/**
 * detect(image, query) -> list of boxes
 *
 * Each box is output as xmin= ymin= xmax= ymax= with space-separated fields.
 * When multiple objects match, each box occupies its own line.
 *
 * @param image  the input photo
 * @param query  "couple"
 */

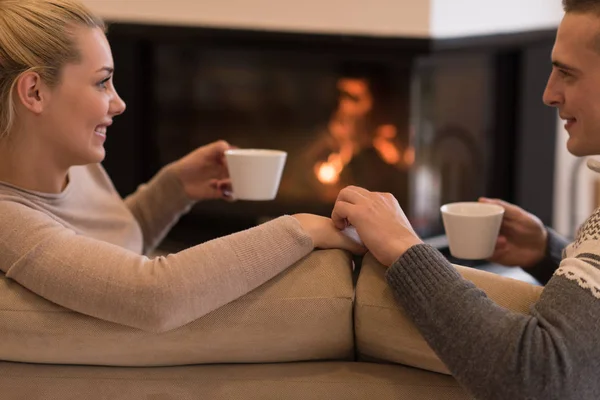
xmin=0 ymin=0 xmax=599 ymax=399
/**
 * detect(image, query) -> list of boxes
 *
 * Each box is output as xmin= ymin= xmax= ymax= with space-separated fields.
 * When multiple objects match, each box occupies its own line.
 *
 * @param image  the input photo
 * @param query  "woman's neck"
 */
xmin=0 ymin=135 xmax=70 ymax=194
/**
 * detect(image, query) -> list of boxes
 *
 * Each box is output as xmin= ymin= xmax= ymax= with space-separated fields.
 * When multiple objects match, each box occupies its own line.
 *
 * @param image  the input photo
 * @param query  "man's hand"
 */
xmin=331 ymin=186 xmax=423 ymax=267
xmin=479 ymin=198 xmax=547 ymax=268
xmin=292 ymin=214 xmax=367 ymax=255
xmin=169 ymin=140 xmax=233 ymax=201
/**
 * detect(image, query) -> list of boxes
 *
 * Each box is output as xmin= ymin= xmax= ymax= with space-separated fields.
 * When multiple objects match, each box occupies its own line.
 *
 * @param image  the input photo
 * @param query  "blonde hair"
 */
xmin=0 ymin=0 xmax=105 ymax=139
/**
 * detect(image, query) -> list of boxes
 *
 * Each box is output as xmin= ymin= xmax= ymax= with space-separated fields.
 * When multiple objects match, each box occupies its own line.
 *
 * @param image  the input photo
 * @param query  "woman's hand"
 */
xmin=331 ymin=186 xmax=423 ymax=267
xmin=169 ymin=140 xmax=233 ymax=201
xmin=292 ymin=213 xmax=367 ymax=256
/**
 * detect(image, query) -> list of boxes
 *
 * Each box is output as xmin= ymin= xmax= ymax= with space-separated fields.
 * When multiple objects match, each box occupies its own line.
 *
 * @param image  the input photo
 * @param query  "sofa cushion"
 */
xmin=354 ymin=253 xmax=543 ymax=374
xmin=0 ymin=249 xmax=354 ymax=366
xmin=0 ymin=361 xmax=470 ymax=400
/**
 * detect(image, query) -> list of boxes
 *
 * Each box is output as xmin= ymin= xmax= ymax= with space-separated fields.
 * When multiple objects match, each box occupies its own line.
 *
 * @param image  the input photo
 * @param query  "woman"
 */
xmin=0 ymin=0 xmax=364 ymax=332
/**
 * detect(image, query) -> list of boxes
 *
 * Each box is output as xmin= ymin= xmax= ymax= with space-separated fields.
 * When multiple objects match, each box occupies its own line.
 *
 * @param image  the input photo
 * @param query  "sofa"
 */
xmin=0 ymin=249 xmax=542 ymax=399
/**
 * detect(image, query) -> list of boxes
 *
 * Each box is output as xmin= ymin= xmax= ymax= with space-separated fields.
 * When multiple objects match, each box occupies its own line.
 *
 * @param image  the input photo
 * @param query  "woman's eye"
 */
xmin=97 ymin=76 xmax=111 ymax=89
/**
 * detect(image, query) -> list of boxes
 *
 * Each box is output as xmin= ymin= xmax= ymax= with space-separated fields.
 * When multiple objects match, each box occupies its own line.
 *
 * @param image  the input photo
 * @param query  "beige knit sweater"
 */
xmin=0 ymin=164 xmax=314 ymax=332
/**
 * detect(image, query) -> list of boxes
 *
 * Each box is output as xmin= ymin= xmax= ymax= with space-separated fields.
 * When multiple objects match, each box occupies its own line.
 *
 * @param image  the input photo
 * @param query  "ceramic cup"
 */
xmin=224 ymin=149 xmax=287 ymax=201
xmin=440 ymin=202 xmax=505 ymax=260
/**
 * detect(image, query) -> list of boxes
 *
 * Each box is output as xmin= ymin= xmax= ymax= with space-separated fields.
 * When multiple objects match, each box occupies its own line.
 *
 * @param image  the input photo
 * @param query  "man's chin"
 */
xmin=566 ymin=138 xmax=600 ymax=157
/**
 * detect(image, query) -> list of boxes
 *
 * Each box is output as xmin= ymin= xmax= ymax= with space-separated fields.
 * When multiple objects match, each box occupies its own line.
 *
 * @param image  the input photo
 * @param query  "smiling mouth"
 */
xmin=561 ymin=117 xmax=577 ymax=130
xmin=94 ymin=127 xmax=107 ymax=137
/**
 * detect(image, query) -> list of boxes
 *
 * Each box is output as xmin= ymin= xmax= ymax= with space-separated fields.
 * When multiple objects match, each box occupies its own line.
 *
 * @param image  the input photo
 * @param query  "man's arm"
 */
xmin=386 ymin=244 xmax=600 ymax=400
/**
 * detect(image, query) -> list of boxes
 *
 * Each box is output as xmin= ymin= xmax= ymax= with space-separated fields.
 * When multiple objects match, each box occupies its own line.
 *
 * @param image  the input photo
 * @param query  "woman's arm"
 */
xmin=122 ymin=140 xmax=233 ymax=255
xmin=123 ymin=165 xmax=194 ymax=254
xmin=1 ymin=201 xmax=312 ymax=333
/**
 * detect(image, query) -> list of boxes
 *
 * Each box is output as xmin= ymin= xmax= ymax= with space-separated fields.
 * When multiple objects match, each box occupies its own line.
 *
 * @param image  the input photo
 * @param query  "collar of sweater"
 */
xmin=587 ymin=158 xmax=600 ymax=173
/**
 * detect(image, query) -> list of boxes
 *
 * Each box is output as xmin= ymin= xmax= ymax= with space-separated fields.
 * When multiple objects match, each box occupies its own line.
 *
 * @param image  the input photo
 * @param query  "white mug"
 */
xmin=224 ymin=149 xmax=287 ymax=201
xmin=440 ymin=202 xmax=504 ymax=260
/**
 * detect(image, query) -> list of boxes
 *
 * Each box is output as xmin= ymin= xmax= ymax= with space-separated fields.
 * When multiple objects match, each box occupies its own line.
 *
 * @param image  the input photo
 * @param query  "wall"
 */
xmin=82 ymin=0 xmax=431 ymax=37
xmin=83 ymin=0 xmax=564 ymax=38
xmin=552 ymin=115 xmax=600 ymax=239
xmin=430 ymin=0 xmax=564 ymax=38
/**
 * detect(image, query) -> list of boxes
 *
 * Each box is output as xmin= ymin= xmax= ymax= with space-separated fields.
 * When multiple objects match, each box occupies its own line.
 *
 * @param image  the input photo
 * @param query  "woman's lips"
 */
xmin=94 ymin=126 xmax=107 ymax=140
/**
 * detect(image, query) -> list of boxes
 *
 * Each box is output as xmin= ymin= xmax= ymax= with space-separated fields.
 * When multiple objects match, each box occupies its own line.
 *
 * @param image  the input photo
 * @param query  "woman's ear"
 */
xmin=15 ymin=71 xmax=48 ymax=114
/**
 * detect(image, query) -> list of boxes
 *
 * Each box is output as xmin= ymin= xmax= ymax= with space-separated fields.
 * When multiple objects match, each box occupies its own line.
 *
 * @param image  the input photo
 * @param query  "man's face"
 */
xmin=543 ymin=12 xmax=600 ymax=156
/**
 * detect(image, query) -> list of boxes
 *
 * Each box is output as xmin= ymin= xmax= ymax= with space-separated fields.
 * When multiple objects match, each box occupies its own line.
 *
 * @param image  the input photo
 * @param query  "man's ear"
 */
xmin=15 ymin=71 xmax=48 ymax=114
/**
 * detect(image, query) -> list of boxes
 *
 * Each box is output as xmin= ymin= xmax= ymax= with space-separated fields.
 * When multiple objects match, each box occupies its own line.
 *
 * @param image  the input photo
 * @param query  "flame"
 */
xmin=315 ymin=153 xmax=346 ymax=185
xmin=374 ymin=139 xmax=401 ymax=164
xmin=313 ymin=79 xmax=411 ymax=184
xmin=374 ymin=125 xmax=402 ymax=165
xmin=315 ymin=162 xmax=340 ymax=184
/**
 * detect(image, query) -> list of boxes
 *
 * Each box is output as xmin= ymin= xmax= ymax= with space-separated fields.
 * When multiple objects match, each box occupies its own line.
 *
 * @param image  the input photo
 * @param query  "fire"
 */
xmin=312 ymin=77 xmax=414 ymax=185
xmin=374 ymin=125 xmax=401 ymax=164
xmin=315 ymin=153 xmax=345 ymax=185
xmin=315 ymin=162 xmax=340 ymax=184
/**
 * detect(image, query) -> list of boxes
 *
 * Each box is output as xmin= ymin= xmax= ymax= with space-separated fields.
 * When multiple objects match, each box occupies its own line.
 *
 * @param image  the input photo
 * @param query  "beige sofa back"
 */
xmin=0 ymin=250 xmax=355 ymax=367
xmin=354 ymin=253 xmax=543 ymax=374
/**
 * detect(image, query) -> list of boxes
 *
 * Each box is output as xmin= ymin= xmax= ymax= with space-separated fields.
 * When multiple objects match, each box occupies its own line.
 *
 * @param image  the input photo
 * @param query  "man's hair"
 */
xmin=563 ymin=0 xmax=600 ymax=13
xmin=563 ymin=0 xmax=600 ymax=54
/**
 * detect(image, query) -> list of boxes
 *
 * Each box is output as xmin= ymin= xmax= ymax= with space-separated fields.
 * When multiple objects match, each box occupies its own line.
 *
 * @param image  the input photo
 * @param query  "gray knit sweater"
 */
xmin=386 ymin=221 xmax=600 ymax=399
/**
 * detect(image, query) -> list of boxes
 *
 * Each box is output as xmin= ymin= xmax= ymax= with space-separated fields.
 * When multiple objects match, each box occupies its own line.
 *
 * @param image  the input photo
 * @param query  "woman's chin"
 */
xmin=84 ymin=147 xmax=106 ymax=164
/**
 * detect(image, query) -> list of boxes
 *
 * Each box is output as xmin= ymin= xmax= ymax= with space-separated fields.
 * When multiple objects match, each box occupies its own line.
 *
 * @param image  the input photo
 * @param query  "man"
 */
xmin=332 ymin=1 xmax=600 ymax=399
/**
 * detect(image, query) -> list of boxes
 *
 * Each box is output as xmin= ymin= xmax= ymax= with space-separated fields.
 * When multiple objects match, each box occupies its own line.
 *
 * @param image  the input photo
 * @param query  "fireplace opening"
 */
xmin=145 ymin=42 xmax=413 ymax=243
xmin=104 ymin=24 xmax=556 ymax=251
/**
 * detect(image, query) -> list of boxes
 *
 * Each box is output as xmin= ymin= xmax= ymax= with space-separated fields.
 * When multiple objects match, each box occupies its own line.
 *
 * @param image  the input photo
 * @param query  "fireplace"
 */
xmin=103 ymin=24 xmax=558 ymax=251
xmin=151 ymin=44 xmax=412 ymax=212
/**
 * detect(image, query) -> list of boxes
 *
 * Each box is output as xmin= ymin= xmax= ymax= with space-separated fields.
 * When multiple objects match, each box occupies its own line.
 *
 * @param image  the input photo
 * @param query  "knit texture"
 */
xmin=525 ymin=227 xmax=569 ymax=285
xmin=0 ymin=164 xmax=314 ymax=332
xmin=386 ymin=235 xmax=600 ymax=399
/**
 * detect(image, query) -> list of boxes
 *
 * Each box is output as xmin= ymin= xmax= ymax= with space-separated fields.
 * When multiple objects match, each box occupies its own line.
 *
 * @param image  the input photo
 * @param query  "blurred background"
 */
xmin=83 ymin=1 xmax=591 ymax=268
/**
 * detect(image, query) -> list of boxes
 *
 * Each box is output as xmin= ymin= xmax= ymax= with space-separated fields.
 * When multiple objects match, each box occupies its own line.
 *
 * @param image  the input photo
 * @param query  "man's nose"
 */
xmin=543 ymin=72 xmax=563 ymax=107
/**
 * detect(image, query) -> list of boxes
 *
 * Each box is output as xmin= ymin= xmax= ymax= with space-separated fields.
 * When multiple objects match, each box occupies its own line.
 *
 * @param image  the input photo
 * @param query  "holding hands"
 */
xmin=292 ymin=213 xmax=367 ymax=256
xmin=325 ymin=187 xmax=548 ymax=269
xmin=170 ymin=140 xmax=368 ymax=255
xmin=172 ymin=141 xmax=547 ymax=268
xmin=331 ymin=186 xmax=423 ymax=266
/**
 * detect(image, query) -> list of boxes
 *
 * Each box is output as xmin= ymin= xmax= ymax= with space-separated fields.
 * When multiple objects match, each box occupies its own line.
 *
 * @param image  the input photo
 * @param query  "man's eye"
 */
xmin=558 ymin=69 xmax=571 ymax=78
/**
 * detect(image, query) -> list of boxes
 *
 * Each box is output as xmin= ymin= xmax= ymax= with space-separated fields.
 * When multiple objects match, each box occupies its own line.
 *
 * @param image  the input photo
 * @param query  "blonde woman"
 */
xmin=0 ymin=0 xmax=364 ymax=332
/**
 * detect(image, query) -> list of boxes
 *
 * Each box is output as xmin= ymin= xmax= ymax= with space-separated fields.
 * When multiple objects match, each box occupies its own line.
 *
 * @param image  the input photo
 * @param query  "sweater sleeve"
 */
xmin=124 ymin=166 xmax=195 ymax=255
xmin=385 ymin=244 xmax=600 ymax=400
xmin=523 ymin=227 xmax=569 ymax=285
xmin=0 ymin=202 xmax=313 ymax=333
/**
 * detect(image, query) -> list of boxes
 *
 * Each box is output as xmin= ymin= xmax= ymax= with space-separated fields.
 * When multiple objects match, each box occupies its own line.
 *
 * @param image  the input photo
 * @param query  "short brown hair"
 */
xmin=563 ymin=0 xmax=600 ymax=13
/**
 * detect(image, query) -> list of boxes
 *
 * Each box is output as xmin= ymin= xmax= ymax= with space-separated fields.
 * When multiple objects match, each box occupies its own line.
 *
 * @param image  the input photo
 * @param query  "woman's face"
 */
xmin=38 ymin=26 xmax=126 ymax=167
